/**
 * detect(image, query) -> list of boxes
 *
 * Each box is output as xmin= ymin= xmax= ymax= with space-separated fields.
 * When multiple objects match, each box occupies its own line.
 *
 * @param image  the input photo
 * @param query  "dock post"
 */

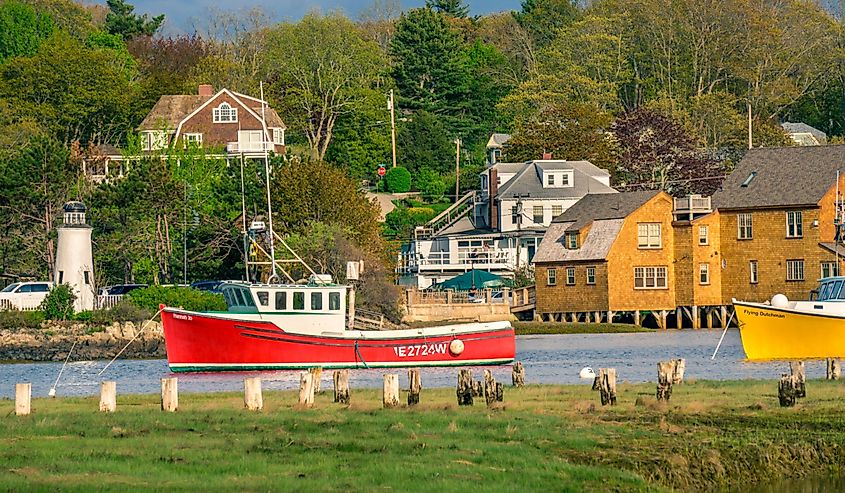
xmin=333 ymin=370 xmax=350 ymax=404
xmin=309 ymin=367 xmax=323 ymax=394
xmin=720 ymin=306 xmax=727 ymax=327
xmin=483 ymin=370 xmax=501 ymax=407
xmin=15 ymin=383 xmax=31 ymax=416
xmin=692 ymin=306 xmax=699 ymax=329
xmin=790 ymin=361 xmax=806 ymax=398
xmin=607 ymin=311 xmax=613 ymax=323
xmin=656 ymin=361 xmax=674 ymax=402
xmin=407 ymin=369 xmax=421 ymax=406
xmin=299 ymin=372 xmax=315 ymax=407
xmin=161 ymin=377 xmax=178 ymax=412
xmin=595 ymin=368 xmax=617 ymax=406
xmin=511 ymin=361 xmax=525 ymax=387
xmin=634 ymin=310 xmax=641 ymax=326
xmin=827 ymin=359 xmax=841 ymax=380
xmin=383 ymin=374 xmax=400 ymax=408
xmin=244 ymin=377 xmax=263 ymax=411
xmin=99 ymin=381 xmax=117 ymax=413
xmin=778 ymin=373 xmax=799 ymax=407
xmin=457 ymin=369 xmax=473 ymax=406
xmin=672 ymin=359 xmax=686 ymax=384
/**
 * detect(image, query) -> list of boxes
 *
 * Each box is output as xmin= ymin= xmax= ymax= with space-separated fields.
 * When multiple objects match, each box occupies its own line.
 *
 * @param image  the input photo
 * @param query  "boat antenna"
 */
xmin=240 ymin=152 xmax=249 ymax=282
xmin=260 ymin=81 xmax=278 ymax=283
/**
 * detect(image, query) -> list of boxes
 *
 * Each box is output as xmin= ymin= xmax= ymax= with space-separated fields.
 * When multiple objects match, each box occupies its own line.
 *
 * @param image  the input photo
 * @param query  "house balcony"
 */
xmin=397 ymin=250 xmax=514 ymax=275
xmin=226 ymin=141 xmax=276 ymax=154
xmin=673 ymin=195 xmax=712 ymax=221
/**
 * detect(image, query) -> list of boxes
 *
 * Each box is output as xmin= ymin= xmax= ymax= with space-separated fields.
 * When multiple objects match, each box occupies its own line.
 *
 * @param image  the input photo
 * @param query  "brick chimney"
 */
xmin=542 ymin=151 xmax=552 ymax=160
xmin=198 ymin=84 xmax=214 ymax=97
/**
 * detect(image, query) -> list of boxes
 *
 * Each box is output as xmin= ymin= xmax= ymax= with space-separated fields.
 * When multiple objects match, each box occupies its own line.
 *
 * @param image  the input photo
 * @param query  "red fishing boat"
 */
xmin=161 ymin=280 xmax=515 ymax=372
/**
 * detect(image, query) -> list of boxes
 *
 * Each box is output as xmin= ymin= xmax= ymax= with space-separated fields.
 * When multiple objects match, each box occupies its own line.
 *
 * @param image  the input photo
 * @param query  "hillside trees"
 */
xmin=0 ymin=1 xmax=54 ymax=63
xmin=104 ymin=0 xmax=164 ymax=40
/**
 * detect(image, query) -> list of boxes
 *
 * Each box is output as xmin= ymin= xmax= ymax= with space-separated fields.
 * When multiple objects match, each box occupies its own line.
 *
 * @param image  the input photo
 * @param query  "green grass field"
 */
xmin=2 ymin=380 xmax=844 ymax=492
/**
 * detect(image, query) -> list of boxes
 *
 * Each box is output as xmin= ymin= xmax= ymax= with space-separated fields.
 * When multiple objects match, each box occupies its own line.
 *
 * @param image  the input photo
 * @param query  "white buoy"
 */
xmin=579 ymin=367 xmax=596 ymax=379
xmin=449 ymin=339 xmax=465 ymax=356
xmin=771 ymin=294 xmax=789 ymax=308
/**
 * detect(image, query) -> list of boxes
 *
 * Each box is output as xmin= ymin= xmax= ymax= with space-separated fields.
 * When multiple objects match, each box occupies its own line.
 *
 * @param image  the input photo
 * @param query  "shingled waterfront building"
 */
xmin=533 ymin=145 xmax=845 ymax=328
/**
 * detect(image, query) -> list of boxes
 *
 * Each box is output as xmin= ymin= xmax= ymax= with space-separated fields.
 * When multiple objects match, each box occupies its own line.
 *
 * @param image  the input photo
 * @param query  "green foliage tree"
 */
xmin=385 ymin=206 xmax=436 ymax=239
xmin=0 ymin=1 xmax=54 ymax=64
xmin=397 ymin=110 xmax=454 ymax=175
xmin=20 ymin=0 xmax=98 ymax=40
xmin=514 ymin=0 xmax=579 ymax=48
xmin=127 ymin=285 xmax=226 ymax=312
xmin=385 ymin=166 xmax=411 ymax=193
xmin=39 ymin=283 xmax=76 ymax=320
xmin=263 ymin=12 xmax=384 ymax=161
xmin=425 ymin=0 xmax=469 ymax=18
xmin=415 ymin=168 xmax=448 ymax=201
xmin=105 ymin=0 xmax=164 ymax=40
xmin=323 ymin=87 xmax=392 ymax=180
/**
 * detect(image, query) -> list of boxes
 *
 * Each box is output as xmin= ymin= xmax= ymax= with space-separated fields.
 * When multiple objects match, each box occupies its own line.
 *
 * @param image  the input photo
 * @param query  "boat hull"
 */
xmin=734 ymin=300 xmax=845 ymax=361
xmin=161 ymin=309 xmax=516 ymax=372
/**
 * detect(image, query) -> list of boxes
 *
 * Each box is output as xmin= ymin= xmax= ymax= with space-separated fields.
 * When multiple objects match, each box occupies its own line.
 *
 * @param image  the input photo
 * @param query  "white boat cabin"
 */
xmin=220 ymin=282 xmax=348 ymax=324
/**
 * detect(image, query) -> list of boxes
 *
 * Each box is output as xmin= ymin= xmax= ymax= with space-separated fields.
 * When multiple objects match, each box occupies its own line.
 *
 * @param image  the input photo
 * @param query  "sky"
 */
xmin=107 ymin=1 xmax=523 ymax=35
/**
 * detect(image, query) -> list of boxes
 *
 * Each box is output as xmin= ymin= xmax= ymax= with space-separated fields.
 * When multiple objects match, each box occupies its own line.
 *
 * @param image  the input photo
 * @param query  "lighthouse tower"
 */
xmin=54 ymin=201 xmax=95 ymax=311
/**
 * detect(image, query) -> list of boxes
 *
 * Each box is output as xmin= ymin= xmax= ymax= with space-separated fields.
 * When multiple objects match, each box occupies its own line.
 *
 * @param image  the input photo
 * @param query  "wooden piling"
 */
xmin=656 ymin=361 xmax=674 ymax=402
xmin=299 ymin=372 xmax=315 ymax=407
xmin=778 ymin=373 xmax=800 ymax=407
xmin=827 ymin=359 xmax=841 ymax=380
xmin=483 ymin=370 xmax=497 ymax=407
xmin=790 ymin=361 xmax=806 ymax=398
xmin=596 ymin=368 xmax=617 ymax=406
xmin=15 ymin=383 xmax=31 ymax=416
xmin=99 ymin=381 xmax=116 ymax=413
xmin=457 ymin=369 xmax=474 ymax=406
xmin=672 ymin=359 xmax=686 ymax=385
xmin=407 ymin=369 xmax=421 ymax=406
xmin=383 ymin=374 xmax=400 ymax=408
xmin=511 ymin=361 xmax=525 ymax=387
xmin=634 ymin=310 xmax=641 ymax=326
xmin=333 ymin=370 xmax=350 ymax=404
xmin=244 ymin=377 xmax=263 ymax=411
xmin=161 ymin=377 xmax=178 ymax=412
xmin=309 ymin=367 xmax=323 ymax=394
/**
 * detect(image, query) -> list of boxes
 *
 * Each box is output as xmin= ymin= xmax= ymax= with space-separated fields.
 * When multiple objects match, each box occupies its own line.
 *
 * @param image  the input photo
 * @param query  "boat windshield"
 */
xmin=818 ymin=279 xmax=845 ymax=301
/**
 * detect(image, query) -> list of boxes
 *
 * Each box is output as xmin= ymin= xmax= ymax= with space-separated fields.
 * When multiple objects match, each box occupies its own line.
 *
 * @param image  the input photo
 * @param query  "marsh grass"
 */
xmin=1 ymin=380 xmax=844 ymax=492
xmin=513 ymin=322 xmax=650 ymax=335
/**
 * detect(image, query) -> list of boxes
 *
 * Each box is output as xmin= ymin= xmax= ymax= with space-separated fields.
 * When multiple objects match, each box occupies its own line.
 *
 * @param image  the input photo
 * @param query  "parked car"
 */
xmin=0 ymin=281 xmax=54 ymax=310
xmin=101 ymin=284 xmax=148 ymax=296
xmin=190 ymin=280 xmax=224 ymax=293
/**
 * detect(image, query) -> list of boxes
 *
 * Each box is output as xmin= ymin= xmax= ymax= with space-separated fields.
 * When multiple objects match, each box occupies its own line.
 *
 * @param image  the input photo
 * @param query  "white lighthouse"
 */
xmin=54 ymin=201 xmax=95 ymax=311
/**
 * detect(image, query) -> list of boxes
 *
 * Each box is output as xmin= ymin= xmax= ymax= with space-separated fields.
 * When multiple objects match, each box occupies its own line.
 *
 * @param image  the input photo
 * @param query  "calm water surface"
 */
xmin=0 ymin=329 xmax=826 ymax=399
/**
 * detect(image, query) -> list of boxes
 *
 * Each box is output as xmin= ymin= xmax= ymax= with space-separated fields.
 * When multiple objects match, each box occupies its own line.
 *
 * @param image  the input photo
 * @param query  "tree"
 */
xmin=0 ymin=1 xmax=54 ymax=64
xmin=514 ymin=0 xmax=580 ymax=49
xmin=105 ymin=0 xmax=164 ymax=40
xmin=385 ymin=167 xmax=411 ymax=193
xmin=397 ymin=110 xmax=455 ymax=175
xmin=390 ymin=8 xmax=468 ymax=115
xmin=323 ymin=87 xmax=391 ymax=180
xmin=426 ymin=0 xmax=470 ymax=18
xmin=264 ymin=12 xmax=384 ymax=161
xmin=611 ymin=108 xmax=724 ymax=196
xmin=20 ymin=0 xmax=98 ymax=40
xmin=504 ymin=102 xmax=618 ymax=173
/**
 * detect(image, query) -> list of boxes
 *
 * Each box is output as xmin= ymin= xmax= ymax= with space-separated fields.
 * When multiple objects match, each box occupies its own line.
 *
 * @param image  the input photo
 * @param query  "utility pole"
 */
xmin=388 ymin=90 xmax=397 ymax=168
xmin=454 ymin=138 xmax=461 ymax=200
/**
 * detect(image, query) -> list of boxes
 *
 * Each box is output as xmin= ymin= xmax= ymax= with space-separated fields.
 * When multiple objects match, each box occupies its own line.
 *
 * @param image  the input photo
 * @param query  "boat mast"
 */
xmin=240 ymin=152 xmax=249 ymax=283
xmin=260 ymin=81 xmax=278 ymax=283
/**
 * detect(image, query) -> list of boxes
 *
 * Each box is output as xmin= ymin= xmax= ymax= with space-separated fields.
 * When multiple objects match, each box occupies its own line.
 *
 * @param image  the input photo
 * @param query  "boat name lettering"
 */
xmin=173 ymin=313 xmax=193 ymax=321
xmin=393 ymin=343 xmax=448 ymax=358
xmin=741 ymin=308 xmax=784 ymax=319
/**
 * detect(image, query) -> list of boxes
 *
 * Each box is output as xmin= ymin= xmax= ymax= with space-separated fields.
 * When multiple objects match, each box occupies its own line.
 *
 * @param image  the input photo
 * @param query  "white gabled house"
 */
xmin=397 ymin=158 xmax=617 ymax=289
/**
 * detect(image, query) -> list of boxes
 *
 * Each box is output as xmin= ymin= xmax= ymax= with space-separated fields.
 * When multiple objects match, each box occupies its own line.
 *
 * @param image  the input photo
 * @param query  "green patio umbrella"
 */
xmin=432 ymin=270 xmax=506 ymax=290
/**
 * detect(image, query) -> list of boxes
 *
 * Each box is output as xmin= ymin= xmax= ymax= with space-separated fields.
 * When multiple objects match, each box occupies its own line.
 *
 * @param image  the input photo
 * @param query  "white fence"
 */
xmin=96 ymin=295 xmax=124 ymax=310
xmin=0 ymin=295 xmax=125 ymax=312
xmin=0 ymin=299 xmax=40 ymax=311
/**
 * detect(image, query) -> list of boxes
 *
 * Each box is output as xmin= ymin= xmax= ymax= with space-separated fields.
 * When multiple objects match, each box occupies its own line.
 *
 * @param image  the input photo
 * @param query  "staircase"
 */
xmin=414 ymin=191 xmax=478 ymax=240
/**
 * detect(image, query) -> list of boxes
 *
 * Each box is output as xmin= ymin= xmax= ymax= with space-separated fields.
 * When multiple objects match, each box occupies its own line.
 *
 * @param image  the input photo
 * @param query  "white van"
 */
xmin=0 ymin=281 xmax=54 ymax=310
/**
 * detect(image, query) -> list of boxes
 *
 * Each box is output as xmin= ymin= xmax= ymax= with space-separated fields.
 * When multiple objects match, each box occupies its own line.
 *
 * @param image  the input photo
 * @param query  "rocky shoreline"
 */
xmin=0 ymin=322 xmax=165 ymax=362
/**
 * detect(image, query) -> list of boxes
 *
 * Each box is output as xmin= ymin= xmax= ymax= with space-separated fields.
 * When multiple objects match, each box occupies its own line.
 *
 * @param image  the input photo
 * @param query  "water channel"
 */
xmin=1 ymin=328 xmax=827 ymax=399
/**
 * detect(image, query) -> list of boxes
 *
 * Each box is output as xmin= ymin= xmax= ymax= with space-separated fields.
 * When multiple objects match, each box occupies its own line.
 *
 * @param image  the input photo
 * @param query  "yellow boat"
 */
xmin=733 ymin=277 xmax=845 ymax=361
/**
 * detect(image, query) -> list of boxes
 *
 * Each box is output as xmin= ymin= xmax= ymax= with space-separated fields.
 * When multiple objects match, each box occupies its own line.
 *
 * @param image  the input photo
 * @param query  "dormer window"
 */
xmin=544 ymin=171 xmax=573 ymax=188
xmin=213 ymin=103 xmax=238 ymax=123
xmin=547 ymin=174 xmax=555 ymax=186
xmin=566 ymin=232 xmax=578 ymax=249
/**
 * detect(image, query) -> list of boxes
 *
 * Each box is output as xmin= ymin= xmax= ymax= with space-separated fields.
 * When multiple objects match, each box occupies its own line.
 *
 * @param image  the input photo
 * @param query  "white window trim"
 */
xmin=213 ymin=103 xmax=238 ymax=123
xmin=566 ymin=232 xmax=578 ymax=250
xmin=547 ymin=268 xmax=556 ymax=286
xmin=532 ymin=206 xmax=544 ymax=224
xmin=273 ymin=127 xmax=284 ymax=145
xmin=786 ymin=259 xmax=804 ymax=281
xmin=750 ymin=260 xmax=758 ymax=284
xmin=821 ymin=261 xmax=839 ymax=279
xmin=634 ymin=266 xmax=668 ymax=290
xmin=565 ymin=267 xmax=575 ymax=285
xmin=738 ymin=213 xmax=753 ymax=240
xmin=698 ymin=225 xmax=709 ymax=245
xmin=699 ymin=263 xmax=710 ymax=285
xmin=183 ymin=133 xmax=203 ymax=148
xmin=637 ymin=223 xmax=662 ymax=249
xmin=586 ymin=266 xmax=596 ymax=285
xmin=786 ymin=211 xmax=803 ymax=238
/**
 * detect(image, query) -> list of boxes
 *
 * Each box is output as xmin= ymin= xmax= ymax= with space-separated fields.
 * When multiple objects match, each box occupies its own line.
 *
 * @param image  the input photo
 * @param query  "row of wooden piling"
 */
xmin=13 ymin=363 xmax=528 ymax=416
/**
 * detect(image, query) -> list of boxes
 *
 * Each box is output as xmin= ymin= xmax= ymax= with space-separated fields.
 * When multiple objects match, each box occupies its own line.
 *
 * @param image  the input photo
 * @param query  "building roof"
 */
xmin=533 ymin=219 xmax=624 ymax=263
xmin=486 ymin=133 xmax=512 ymax=148
xmin=489 ymin=162 xmax=524 ymax=174
xmin=553 ymin=190 xmax=660 ymax=230
xmin=138 ymin=91 xmax=286 ymax=132
xmin=781 ymin=122 xmax=827 ymax=145
xmin=712 ymin=145 xmax=845 ymax=210
xmin=495 ymin=160 xmax=615 ymax=200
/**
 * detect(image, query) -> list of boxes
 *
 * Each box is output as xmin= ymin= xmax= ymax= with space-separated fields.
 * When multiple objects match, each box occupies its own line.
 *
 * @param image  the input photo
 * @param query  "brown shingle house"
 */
xmin=138 ymin=84 xmax=286 ymax=156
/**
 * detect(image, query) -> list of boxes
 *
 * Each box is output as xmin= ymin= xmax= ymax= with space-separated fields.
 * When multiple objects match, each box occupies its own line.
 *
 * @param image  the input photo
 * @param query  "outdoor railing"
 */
xmin=226 ymin=141 xmax=275 ymax=153
xmin=673 ymin=195 xmax=711 ymax=213
xmin=397 ymin=251 xmax=513 ymax=272
xmin=96 ymin=294 xmax=124 ymax=310
xmin=405 ymin=288 xmax=510 ymax=306
xmin=0 ymin=299 xmax=41 ymax=311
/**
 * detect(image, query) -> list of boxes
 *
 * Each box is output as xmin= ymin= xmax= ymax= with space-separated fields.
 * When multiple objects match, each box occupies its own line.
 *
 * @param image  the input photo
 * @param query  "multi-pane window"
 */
xmin=786 ymin=211 xmax=803 ymax=238
xmin=566 ymin=232 xmax=578 ymax=249
xmin=821 ymin=261 xmax=839 ymax=279
xmin=184 ymin=133 xmax=202 ymax=148
xmin=565 ymin=267 xmax=575 ymax=285
xmin=586 ymin=266 xmax=596 ymax=285
xmin=273 ymin=128 xmax=284 ymax=145
xmin=698 ymin=225 xmax=709 ymax=245
xmin=547 ymin=174 xmax=555 ymax=186
xmin=637 ymin=223 xmax=661 ymax=248
xmin=737 ymin=213 xmax=753 ymax=239
xmin=786 ymin=259 xmax=805 ymax=281
xmin=552 ymin=205 xmax=563 ymax=217
xmin=213 ymin=102 xmax=238 ymax=123
xmin=561 ymin=173 xmax=570 ymax=186
xmin=699 ymin=263 xmax=710 ymax=285
xmin=533 ymin=206 xmax=544 ymax=224
xmin=547 ymin=268 xmax=557 ymax=286
xmin=634 ymin=266 xmax=668 ymax=289
xmin=750 ymin=260 xmax=758 ymax=284
xmin=511 ymin=205 xmax=519 ymax=225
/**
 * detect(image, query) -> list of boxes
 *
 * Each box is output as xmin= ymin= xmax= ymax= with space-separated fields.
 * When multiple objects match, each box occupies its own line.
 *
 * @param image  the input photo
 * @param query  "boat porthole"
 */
xmin=449 ymin=339 xmax=465 ymax=356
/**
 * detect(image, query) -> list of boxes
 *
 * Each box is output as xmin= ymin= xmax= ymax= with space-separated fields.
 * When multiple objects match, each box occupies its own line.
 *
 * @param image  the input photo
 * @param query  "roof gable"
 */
xmin=175 ymin=89 xmax=270 ymax=141
xmin=495 ymin=160 xmax=616 ymax=199
xmin=554 ymin=190 xmax=661 ymax=230
xmin=712 ymin=145 xmax=845 ymax=210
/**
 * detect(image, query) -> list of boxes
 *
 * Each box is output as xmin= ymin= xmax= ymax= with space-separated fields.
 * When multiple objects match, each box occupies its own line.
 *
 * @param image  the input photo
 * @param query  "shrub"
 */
xmin=127 ymin=285 xmax=227 ymax=312
xmin=385 ymin=166 xmax=411 ymax=193
xmin=385 ymin=206 xmax=436 ymax=238
xmin=415 ymin=169 xmax=448 ymax=201
xmin=91 ymin=299 xmax=153 ymax=325
xmin=40 ymin=284 xmax=76 ymax=321
xmin=0 ymin=310 xmax=44 ymax=330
